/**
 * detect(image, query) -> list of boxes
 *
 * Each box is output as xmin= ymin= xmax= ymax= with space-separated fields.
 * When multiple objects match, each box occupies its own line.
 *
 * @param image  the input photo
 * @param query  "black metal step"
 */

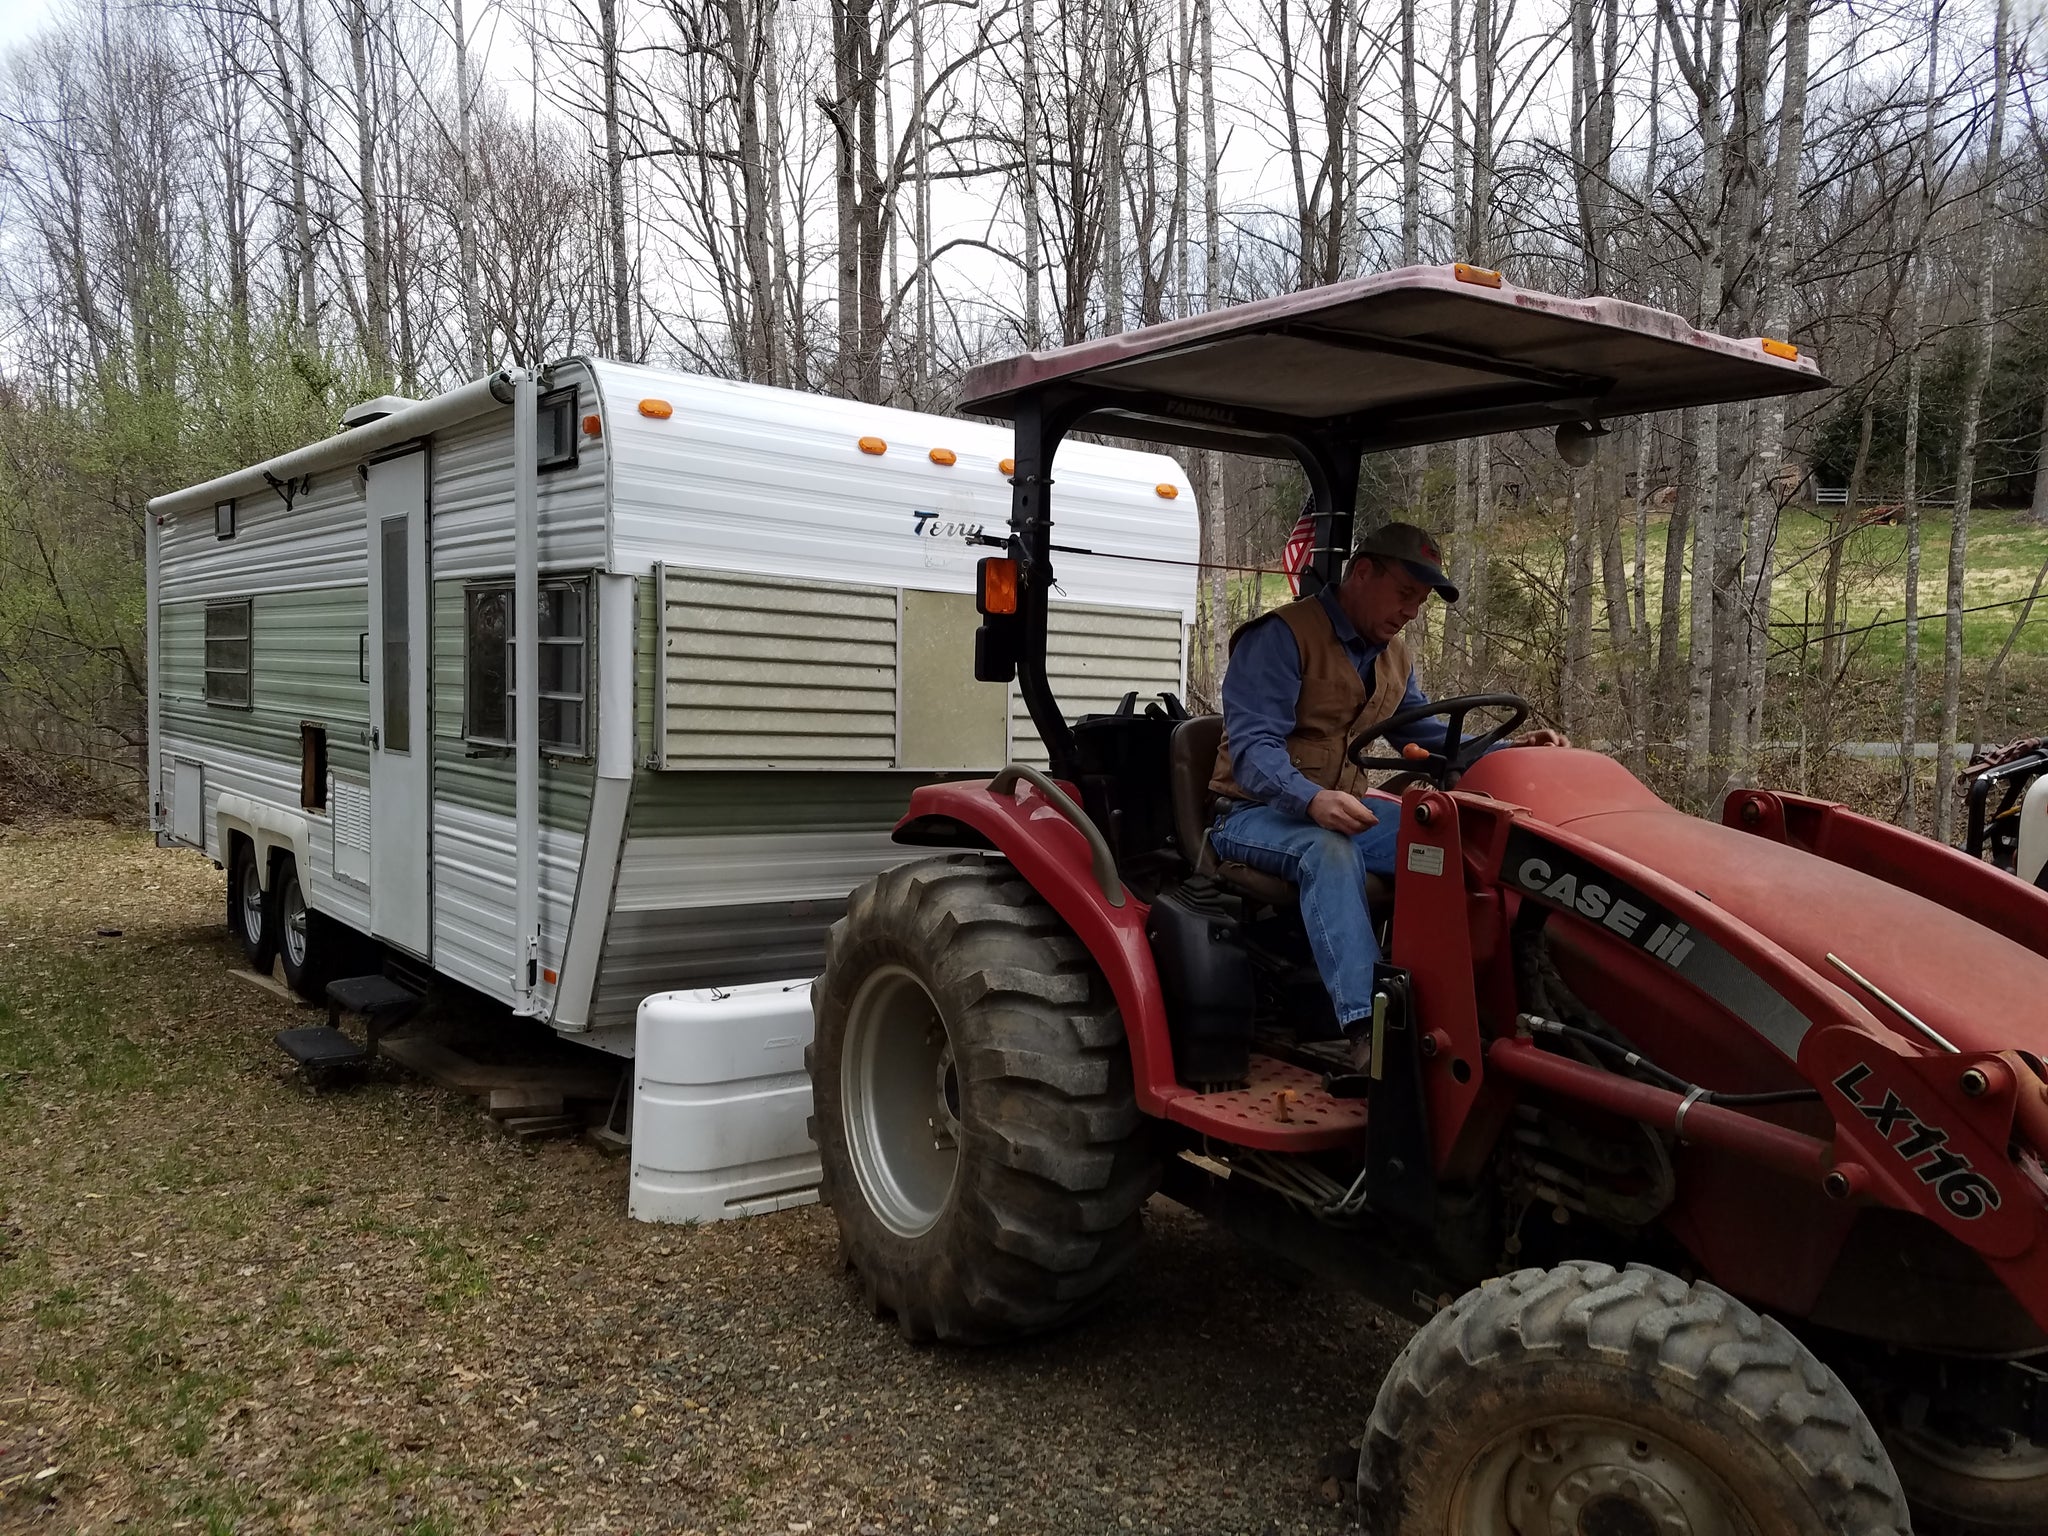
xmin=275 ymin=1024 xmax=370 ymax=1070
xmin=325 ymin=973 xmax=422 ymax=1023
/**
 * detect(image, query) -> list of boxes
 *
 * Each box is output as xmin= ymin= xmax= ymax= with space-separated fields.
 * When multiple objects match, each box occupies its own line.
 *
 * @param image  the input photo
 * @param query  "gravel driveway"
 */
xmin=0 ymin=824 xmax=1411 ymax=1534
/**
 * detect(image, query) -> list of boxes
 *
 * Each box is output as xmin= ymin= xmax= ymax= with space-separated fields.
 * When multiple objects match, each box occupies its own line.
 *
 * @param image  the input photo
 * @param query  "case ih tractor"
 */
xmin=807 ymin=267 xmax=2048 ymax=1535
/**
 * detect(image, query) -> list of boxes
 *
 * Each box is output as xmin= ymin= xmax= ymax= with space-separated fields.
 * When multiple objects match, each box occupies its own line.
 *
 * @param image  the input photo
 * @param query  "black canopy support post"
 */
xmin=1293 ymin=433 xmax=1362 ymax=598
xmin=1008 ymin=389 xmax=1089 ymax=780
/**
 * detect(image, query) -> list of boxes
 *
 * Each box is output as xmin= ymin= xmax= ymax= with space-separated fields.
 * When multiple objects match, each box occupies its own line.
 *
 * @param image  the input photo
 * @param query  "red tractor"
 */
xmin=807 ymin=267 xmax=2048 ymax=1535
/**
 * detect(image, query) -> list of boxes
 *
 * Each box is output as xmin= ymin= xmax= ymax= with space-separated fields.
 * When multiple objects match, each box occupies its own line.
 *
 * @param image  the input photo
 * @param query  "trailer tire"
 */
xmin=227 ymin=837 xmax=275 ymax=973
xmin=1359 ymin=1260 xmax=1912 ymax=1536
xmin=809 ymin=854 xmax=1158 ymax=1344
xmin=272 ymin=855 xmax=340 ymax=1003
xmin=1881 ymin=1420 xmax=2048 ymax=1535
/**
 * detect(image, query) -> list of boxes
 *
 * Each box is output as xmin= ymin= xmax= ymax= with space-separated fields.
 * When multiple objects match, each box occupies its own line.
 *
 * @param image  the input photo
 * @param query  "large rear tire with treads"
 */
xmin=808 ymin=854 xmax=1158 ymax=1343
xmin=1359 ymin=1260 xmax=1912 ymax=1536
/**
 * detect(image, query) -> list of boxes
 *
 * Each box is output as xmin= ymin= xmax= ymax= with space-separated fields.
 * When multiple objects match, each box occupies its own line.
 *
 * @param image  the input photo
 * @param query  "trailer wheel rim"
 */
xmin=1453 ymin=1414 xmax=1760 ymax=1536
xmin=238 ymin=859 xmax=266 ymax=946
xmin=280 ymin=873 xmax=308 ymax=969
xmin=842 ymin=964 xmax=961 ymax=1239
xmin=1893 ymin=1424 xmax=2048 ymax=1485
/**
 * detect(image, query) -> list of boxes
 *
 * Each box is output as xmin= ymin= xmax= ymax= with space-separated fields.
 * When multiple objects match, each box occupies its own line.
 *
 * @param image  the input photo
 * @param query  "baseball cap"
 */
xmin=1352 ymin=521 xmax=1458 ymax=602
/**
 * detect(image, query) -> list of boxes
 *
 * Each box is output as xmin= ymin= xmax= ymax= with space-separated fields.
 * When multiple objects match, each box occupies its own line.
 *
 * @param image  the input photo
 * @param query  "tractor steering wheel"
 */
xmin=1346 ymin=692 xmax=1531 ymax=790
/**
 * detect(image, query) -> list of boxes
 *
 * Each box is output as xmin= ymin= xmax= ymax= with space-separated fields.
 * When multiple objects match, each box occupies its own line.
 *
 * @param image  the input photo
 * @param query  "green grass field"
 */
xmin=1764 ymin=508 xmax=2048 ymax=667
xmin=1224 ymin=507 xmax=2048 ymax=668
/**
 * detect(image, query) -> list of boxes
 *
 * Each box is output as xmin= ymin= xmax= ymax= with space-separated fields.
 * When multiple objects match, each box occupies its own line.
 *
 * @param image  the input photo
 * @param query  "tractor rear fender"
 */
xmin=893 ymin=772 xmax=1185 ymax=1118
xmin=1724 ymin=788 xmax=2048 ymax=962
xmin=1470 ymin=807 xmax=2048 ymax=1324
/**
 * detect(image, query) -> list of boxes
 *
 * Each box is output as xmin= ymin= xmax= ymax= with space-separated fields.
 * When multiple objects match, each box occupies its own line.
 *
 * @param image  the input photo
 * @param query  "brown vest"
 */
xmin=1209 ymin=595 xmax=1413 ymax=804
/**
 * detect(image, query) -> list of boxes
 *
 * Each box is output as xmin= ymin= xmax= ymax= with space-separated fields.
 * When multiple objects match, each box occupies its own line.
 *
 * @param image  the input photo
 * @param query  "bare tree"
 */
xmin=1933 ymin=0 xmax=2011 ymax=841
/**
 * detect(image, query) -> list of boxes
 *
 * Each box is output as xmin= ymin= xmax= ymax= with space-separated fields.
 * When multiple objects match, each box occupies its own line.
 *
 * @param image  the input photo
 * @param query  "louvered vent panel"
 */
xmin=1008 ymin=602 xmax=1187 ymax=768
xmin=659 ymin=566 xmax=899 ymax=769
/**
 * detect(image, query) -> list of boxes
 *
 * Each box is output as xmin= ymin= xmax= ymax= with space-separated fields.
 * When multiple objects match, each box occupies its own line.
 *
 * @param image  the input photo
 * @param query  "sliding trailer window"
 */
xmin=203 ymin=600 xmax=253 ymax=707
xmin=463 ymin=577 xmax=590 ymax=755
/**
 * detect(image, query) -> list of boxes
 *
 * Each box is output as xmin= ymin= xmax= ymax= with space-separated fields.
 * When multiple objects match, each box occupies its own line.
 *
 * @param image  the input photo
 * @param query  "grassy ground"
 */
xmin=1233 ymin=507 xmax=2048 ymax=666
xmin=0 ymin=824 xmax=1403 ymax=1536
xmin=1217 ymin=506 xmax=2048 ymax=747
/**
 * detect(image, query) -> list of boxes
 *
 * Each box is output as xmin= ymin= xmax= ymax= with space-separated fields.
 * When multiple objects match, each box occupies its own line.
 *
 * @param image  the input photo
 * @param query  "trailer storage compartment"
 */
xmin=629 ymin=980 xmax=820 ymax=1223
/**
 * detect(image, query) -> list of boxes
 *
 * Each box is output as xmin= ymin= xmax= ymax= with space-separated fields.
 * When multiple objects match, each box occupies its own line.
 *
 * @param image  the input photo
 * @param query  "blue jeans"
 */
xmin=1209 ymin=797 xmax=1402 ymax=1030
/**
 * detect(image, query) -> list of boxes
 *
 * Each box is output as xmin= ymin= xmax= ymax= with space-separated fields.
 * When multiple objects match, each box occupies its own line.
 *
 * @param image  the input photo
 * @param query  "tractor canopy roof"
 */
xmin=957 ymin=265 xmax=1828 ymax=457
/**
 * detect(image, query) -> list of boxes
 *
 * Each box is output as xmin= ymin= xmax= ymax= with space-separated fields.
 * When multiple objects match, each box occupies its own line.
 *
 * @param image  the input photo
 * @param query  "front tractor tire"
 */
xmin=1361 ymin=1261 xmax=1912 ymax=1536
xmin=809 ymin=855 xmax=1158 ymax=1344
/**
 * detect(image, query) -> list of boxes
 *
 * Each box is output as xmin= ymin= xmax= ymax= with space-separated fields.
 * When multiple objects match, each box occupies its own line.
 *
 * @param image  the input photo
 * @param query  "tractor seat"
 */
xmin=1167 ymin=715 xmax=1393 ymax=912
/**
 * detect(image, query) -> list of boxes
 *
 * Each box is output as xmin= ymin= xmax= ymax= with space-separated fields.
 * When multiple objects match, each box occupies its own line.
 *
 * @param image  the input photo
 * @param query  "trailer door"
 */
xmin=366 ymin=448 xmax=432 ymax=956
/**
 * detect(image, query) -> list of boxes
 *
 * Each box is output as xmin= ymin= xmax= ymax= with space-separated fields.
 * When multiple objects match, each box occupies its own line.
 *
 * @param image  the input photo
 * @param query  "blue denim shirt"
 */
xmin=1219 ymin=587 xmax=1451 ymax=819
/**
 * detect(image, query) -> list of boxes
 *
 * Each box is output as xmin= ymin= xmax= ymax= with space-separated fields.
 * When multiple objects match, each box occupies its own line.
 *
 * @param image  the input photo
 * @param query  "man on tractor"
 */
xmin=1207 ymin=519 xmax=1566 ymax=1056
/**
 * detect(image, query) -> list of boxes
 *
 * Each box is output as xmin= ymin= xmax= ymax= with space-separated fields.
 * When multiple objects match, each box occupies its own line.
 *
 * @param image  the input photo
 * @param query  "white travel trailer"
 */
xmin=146 ymin=362 xmax=1198 ymax=1051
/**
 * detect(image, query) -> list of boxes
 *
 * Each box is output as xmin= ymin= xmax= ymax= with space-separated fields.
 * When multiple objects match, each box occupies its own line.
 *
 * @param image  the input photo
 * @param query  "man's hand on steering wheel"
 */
xmin=1346 ymin=692 xmax=1542 ymax=788
xmin=1513 ymin=727 xmax=1571 ymax=748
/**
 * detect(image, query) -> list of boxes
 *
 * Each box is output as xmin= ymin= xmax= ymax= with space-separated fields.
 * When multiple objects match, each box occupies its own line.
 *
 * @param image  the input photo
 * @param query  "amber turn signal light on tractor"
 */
xmin=974 ymin=556 xmax=1024 ymax=683
xmin=977 ymin=556 xmax=1019 ymax=615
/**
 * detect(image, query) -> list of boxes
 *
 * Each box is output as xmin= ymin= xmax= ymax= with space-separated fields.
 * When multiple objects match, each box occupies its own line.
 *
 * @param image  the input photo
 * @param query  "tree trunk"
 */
xmin=1817 ymin=400 xmax=1872 ymax=689
xmin=1934 ymin=0 xmax=2010 ymax=842
xmin=1173 ymin=0 xmax=1191 ymax=316
xmin=1201 ymin=0 xmax=1225 ymax=696
xmin=2029 ymin=386 xmax=2048 ymax=525
xmin=1733 ymin=0 xmax=1809 ymax=780
xmin=1021 ymin=0 xmax=1042 ymax=346
xmin=1400 ymin=0 xmax=1423 ymax=509
xmin=1562 ymin=469 xmax=1596 ymax=740
xmin=1101 ymin=0 xmax=1126 ymax=333
xmin=1659 ymin=0 xmax=1726 ymax=802
xmin=1898 ymin=13 xmax=1940 ymax=823
xmin=910 ymin=0 xmax=931 ymax=394
xmin=345 ymin=0 xmax=390 ymax=386
xmin=831 ymin=0 xmax=862 ymax=392
xmin=261 ymin=0 xmax=320 ymax=358
xmin=762 ymin=0 xmax=794 ymax=384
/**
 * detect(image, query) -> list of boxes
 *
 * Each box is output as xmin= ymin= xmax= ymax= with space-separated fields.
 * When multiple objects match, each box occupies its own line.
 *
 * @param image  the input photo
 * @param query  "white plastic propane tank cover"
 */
xmin=629 ymin=978 xmax=821 ymax=1224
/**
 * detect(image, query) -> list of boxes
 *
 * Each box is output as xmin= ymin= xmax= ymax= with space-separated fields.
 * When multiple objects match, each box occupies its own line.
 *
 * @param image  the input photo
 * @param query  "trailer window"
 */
xmin=204 ymin=600 xmax=253 ymax=707
xmin=537 ymin=387 xmax=578 ymax=473
xmin=464 ymin=579 xmax=589 ymax=754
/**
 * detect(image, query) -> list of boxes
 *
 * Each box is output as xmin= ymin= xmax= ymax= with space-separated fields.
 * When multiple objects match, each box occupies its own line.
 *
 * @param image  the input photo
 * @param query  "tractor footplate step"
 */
xmin=274 ymin=1025 xmax=369 ymax=1071
xmin=1165 ymin=1054 xmax=1369 ymax=1151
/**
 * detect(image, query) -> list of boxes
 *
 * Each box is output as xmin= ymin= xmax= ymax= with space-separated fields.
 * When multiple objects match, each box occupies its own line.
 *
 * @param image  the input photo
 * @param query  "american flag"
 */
xmin=1281 ymin=511 xmax=1316 ymax=596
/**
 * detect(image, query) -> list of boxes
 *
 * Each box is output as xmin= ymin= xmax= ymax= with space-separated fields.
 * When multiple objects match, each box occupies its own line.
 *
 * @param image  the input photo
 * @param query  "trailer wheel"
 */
xmin=1881 ymin=1420 xmax=2048 ymax=1534
xmin=227 ymin=837 xmax=275 ymax=973
xmin=272 ymin=856 xmax=339 ymax=1002
xmin=808 ymin=855 xmax=1158 ymax=1344
xmin=1360 ymin=1261 xmax=1912 ymax=1536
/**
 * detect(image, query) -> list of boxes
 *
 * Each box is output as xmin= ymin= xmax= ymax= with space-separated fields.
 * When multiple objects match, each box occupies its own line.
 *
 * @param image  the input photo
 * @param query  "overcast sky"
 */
xmin=0 ymin=0 xmax=62 ymax=52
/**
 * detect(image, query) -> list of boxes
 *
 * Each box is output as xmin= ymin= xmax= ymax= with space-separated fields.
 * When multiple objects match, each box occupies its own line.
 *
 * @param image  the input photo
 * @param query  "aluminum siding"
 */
xmin=156 ymin=586 xmax=371 ymax=927
xmin=433 ymin=362 xmax=609 ymax=580
xmin=157 ymin=461 xmax=365 ymax=602
xmin=1007 ymin=601 xmax=1190 ymax=767
xmin=658 ymin=567 xmax=899 ymax=769
xmin=587 ymin=361 xmax=1199 ymax=618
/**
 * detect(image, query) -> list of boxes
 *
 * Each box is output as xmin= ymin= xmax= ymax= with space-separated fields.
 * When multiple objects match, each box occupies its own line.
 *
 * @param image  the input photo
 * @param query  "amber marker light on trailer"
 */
xmin=859 ymin=436 xmax=887 ymax=455
xmin=1453 ymin=262 xmax=1503 ymax=288
xmin=1155 ymin=484 xmax=1179 ymax=499
xmin=999 ymin=457 xmax=1016 ymax=476
xmin=1761 ymin=338 xmax=1799 ymax=360
xmin=639 ymin=399 xmax=672 ymax=419
xmin=582 ymin=413 xmax=603 ymax=437
xmin=929 ymin=447 xmax=957 ymax=466
xmin=977 ymin=556 xmax=1019 ymax=615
